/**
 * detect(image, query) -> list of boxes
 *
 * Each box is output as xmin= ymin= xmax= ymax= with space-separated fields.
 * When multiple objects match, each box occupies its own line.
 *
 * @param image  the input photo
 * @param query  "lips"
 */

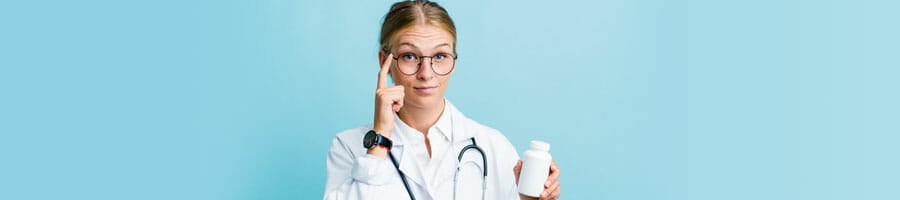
xmin=413 ymin=86 xmax=438 ymax=95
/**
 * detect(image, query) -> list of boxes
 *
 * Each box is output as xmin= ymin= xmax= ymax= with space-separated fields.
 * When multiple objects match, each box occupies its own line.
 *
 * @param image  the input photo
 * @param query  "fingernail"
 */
xmin=541 ymin=191 xmax=547 ymax=197
xmin=546 ymin=180 xmax=552 ymax=186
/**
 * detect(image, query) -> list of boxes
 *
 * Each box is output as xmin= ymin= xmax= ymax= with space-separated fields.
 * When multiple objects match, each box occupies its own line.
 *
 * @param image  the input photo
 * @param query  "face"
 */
xmin=380 ymin=24 xmax=455 ymax=110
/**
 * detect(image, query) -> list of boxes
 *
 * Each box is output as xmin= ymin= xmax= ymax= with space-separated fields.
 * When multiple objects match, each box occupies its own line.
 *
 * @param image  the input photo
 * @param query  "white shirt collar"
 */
xmin=392 ymin=99 xmax=453 ymax=144
xmin=432 ymin=99 xmax=453 ymax=141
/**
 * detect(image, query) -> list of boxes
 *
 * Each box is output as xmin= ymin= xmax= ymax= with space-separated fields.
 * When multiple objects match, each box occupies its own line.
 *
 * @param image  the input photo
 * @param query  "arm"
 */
xmin=323 ymin=135 xmax=397 ymax=200
xmin=324 ymin=50 xmax=405 ymax=200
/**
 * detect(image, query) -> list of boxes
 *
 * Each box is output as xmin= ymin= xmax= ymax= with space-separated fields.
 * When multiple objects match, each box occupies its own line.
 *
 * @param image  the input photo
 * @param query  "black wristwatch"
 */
xmin=363 ymin=130 xmax=392 ymax=150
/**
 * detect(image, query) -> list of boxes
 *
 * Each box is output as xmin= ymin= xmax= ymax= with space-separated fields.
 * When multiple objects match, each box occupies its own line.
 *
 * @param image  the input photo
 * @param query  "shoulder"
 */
xmin=466 ymin=118 xmax=508 ymax=143
xmin=453 ymin=108 xmax=502 ymax=137
xmin=447 ymin=101 xmax=516 ymax=153
xmin=458 ymin=115 xmax=517 ymax=156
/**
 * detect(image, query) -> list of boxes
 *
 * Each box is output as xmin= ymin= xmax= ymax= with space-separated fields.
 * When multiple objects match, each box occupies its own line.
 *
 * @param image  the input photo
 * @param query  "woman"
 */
xmin=324 ymin=1 xmax=562 ymax=199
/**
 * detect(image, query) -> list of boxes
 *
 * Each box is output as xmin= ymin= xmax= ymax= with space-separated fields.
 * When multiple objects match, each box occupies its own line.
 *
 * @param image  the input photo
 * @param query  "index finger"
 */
xmin=377 ymin=53 xmax=393 ymax=89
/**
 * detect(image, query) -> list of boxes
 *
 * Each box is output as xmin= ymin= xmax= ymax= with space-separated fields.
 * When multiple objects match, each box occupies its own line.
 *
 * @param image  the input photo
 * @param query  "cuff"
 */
xmin=350 ymin=154 xmax=397 ymax=186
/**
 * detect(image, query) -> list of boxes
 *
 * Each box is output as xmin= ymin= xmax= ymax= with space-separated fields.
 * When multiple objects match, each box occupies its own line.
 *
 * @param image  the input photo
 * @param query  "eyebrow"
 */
xmin=395 ymin=42 xmax=452 ymax=50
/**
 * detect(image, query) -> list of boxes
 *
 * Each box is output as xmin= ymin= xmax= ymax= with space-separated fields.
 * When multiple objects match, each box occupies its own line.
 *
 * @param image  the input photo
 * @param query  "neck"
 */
xmin=397 ymin=100 xmax=445 ymax=134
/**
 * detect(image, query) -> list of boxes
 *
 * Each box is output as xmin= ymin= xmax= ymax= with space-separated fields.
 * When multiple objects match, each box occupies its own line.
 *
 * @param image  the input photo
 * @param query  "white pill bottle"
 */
xmin=518 ymin=140 xmax=552 ymax=197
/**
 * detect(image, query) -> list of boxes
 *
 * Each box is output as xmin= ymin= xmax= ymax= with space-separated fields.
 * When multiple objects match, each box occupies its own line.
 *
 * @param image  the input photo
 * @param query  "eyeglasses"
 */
xmin=389 ymin=52 xmax=458 ymax=76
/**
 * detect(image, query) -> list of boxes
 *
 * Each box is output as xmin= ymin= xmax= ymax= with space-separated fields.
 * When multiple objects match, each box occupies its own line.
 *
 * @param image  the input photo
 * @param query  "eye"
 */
xmin=401 ymin=53 xmax=417 ymax=61
xmin=434 ymin=53 xmax=449 ymax=61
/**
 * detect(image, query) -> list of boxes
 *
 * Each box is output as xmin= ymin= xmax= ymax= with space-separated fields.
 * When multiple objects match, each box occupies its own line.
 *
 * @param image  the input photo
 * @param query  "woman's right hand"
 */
xmin=369 ymin=53 xmax=404 ymax=158
xmin=373 ymin=53 xmax=404 ymax=139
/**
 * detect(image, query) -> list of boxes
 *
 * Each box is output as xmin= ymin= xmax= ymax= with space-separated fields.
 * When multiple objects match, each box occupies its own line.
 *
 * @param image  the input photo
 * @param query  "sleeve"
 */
xmin=323 ymin=135 xmax=398 ymax=200
xmin=494 ymin=131 xmax=523 ymax=200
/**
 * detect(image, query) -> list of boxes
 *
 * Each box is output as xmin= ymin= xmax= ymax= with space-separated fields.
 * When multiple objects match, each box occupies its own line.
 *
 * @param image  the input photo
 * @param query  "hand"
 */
xmin=513 ymin=160 xmax=561 ymax=200
xmin=373 ymin=53 xmax=404 ymax=137
xmin=368 ymin=53 xmax=404 ymax=158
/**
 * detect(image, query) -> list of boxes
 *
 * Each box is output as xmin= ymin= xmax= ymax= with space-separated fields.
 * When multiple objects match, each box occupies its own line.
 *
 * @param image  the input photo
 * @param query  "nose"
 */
xmin=416 ymin=57 xmax=435 ymax=80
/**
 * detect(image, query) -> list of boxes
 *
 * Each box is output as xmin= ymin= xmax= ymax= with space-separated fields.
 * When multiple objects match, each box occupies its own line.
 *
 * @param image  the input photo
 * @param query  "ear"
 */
xmin=378 ymin=50 xmax=386 ymax=66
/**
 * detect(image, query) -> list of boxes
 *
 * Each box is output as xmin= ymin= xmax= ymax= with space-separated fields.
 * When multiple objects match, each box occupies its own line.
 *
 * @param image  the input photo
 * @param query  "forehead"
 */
xmin=391 ymin=24 xmax=454 ymax=50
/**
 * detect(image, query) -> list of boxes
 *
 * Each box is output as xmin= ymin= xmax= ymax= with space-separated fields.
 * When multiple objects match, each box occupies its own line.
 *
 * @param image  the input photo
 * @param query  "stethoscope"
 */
xmin=387 ymin=137 xmax=487 ymax=200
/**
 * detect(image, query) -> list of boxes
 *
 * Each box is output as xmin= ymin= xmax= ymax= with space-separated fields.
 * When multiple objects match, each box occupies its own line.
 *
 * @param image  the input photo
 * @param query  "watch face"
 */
xmin=363 ymin=130 xmax=376 ymax=148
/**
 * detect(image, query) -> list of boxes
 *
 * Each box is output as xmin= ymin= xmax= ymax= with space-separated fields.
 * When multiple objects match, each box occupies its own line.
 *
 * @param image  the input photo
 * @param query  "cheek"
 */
xmin=390 ymin=74 xmax=413 ymax=86
xmin=439 ymin=76 xmax=451 ymax=88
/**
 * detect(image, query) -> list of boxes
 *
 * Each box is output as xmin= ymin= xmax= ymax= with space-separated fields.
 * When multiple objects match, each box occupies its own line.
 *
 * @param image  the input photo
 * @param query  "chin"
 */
xmin=406 ymin=95 xmax=444 ymax=108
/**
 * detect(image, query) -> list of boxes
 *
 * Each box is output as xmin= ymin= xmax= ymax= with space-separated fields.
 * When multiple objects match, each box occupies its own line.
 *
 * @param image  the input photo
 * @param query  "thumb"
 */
xmin=513 ymin=160 xmax=523 ymax=184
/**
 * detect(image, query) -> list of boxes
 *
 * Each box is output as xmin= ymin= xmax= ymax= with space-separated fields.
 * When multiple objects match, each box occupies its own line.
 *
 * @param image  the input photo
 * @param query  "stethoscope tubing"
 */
xmin=390 ymin=137 xmax=487 ymax=200
xmin=388 ymin=152 xmax=416 ymax=200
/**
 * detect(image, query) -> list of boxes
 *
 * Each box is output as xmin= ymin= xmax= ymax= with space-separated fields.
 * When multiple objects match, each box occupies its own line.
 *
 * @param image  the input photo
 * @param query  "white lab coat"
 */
xmin=324 ymin=100 xmax=521 ymax=200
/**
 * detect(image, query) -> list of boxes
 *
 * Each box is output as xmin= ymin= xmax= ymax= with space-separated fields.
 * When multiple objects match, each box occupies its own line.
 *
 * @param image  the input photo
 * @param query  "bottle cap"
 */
xmin=530 ymin=140 xmax=550 ymax=151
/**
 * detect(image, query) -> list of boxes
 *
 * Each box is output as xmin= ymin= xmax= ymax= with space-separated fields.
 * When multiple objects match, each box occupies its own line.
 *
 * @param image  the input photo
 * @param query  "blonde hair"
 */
xmin=379 ymin=0 xmax=457 ymax=54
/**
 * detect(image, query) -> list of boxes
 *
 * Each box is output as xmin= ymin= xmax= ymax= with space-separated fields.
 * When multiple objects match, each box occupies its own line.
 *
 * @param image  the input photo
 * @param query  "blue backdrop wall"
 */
xmin=1 ymin=0 xmax=898 ymax=199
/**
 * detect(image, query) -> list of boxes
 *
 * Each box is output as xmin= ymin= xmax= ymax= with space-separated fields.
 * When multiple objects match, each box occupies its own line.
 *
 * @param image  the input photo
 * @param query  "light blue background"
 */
xmin=1 ymin=0 xmax=898 ymax=199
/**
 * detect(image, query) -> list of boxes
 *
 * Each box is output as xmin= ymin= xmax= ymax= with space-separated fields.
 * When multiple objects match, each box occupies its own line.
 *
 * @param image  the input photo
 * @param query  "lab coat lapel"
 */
xmin=446 ymin=101 xmax=475 ymax=142
xmin=432 ymin=102 xmax=480 ymax=187
xmin=392 ymin=135 xmax=428 ymax=193
xmin=432 ymin=137 xmax=476 ymax=190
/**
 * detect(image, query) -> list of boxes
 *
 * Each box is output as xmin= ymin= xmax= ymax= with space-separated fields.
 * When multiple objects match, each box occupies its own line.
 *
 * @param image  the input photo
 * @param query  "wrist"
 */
xmin=363 ymin=130 xmax=392 ymax=159
xmin=366 ymin=145 xmax=388 ymax=159
xmin=372 ymin=126 xmax=392 ymax=138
